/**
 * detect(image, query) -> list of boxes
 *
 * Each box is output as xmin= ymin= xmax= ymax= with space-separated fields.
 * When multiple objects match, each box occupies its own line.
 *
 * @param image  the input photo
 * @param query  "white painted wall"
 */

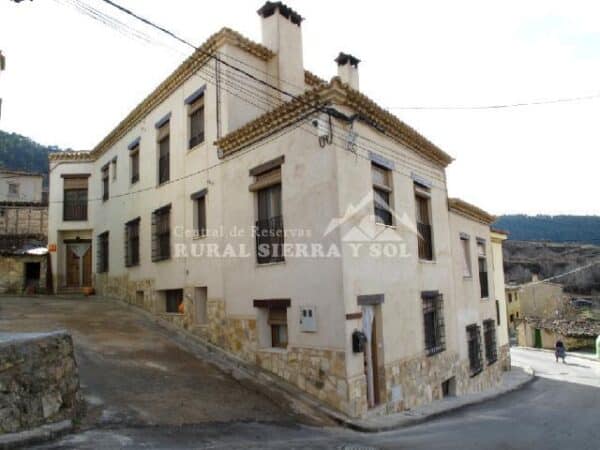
xmin=0 ymin=172 xmax=43 ymax=203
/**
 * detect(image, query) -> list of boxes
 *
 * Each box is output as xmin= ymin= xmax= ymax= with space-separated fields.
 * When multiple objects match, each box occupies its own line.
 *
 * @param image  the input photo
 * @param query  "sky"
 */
xmin=1 ymin=0 xmax=600 ymax=215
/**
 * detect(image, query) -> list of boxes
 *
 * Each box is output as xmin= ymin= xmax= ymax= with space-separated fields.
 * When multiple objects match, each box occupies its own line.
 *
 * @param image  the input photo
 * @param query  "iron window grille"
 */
xmin=467 ymin=324 xmax=483 ymax=376
xmin=124 ymin=218 xmax=140 ymax=267
xmin=152 ymin=205 xmax=171 ymax=261
xmin=96 ymin=231 xmax=109 ymax=273
xmin=255 ymin=180 xmax=284 ymax=264
xmin=422 ymin=292 xmax=446 ymax=356
xmin=63 ymin=189 xmax=87 ymax=221
xmin=415 ymin=184 xmax=433 ymax=260
xmin=483 ymin=319 xmax=498 ymax=364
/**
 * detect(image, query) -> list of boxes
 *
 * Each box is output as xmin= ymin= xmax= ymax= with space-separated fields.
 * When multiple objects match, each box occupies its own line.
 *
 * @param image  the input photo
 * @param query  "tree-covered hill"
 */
xmin=0 ymin=129 xmax=63 ymax=185
xmin=495 ymin=215 xmax=600 ymax=245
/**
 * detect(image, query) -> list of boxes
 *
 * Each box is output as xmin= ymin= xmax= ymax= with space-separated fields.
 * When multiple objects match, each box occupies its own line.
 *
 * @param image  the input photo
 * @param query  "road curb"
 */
xmin=0 ymin=420 xmax=73 ymax=450
xmin=516 ymin=346 xmax=599 ymax=363
xmin=337 ymin=367 xmax=536 ymax=433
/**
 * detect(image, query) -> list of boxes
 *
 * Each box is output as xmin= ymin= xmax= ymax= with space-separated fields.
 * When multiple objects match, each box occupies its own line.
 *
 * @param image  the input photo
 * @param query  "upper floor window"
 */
xmin=250 ymin=157 xmax=285 ymax=265
xmin=130 ymin=146 xmax=139 ymax=184
xmin=188 ymin=95 xmax=205 ymax=149
xmin=415 ymin=183 xmax=433 ymax=260
xmin=191 ymin=189 xmax=207 ymax=238
xmin=152 ymin=204 xmax=171 ymax=261
xmin=156 ymin=117 xmax=170 ymax=185
xmin=8 ymin=183 xmax=18 ymax=196
xmin=422 ymin=291 xmax=446 ymax=356
xmin=62 ymin=175 xmax=88 ymax=221
xmin=477 ymin=240 xmax=489 ymax=298
xmin=111 ymin=157 xmax=117 ymax=181
xmin=460 ymin=234 xmax=472 ymax=277
xmin=372 ymin=163 xmax=392 ymax=226
xmin=101 ymin=164 xmax=109 ymax=201
xmin=97 ymin=231 xmax=109 ymax=273
xmin=125 ymin=217 xmax=140 ymax=267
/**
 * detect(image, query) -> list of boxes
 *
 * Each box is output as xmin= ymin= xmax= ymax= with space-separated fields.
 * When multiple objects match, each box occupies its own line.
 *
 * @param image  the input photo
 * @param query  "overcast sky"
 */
xmin=1 ymin=0 xmax=600 ymax=215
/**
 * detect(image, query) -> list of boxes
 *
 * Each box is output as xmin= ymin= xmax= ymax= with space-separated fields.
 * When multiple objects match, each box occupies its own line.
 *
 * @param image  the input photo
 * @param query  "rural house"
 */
xmin=48 ymin=2 xmax=509 ymax=417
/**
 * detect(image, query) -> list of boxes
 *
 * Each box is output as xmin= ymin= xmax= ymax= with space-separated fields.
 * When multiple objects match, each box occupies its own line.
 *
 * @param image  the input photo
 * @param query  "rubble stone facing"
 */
xmin=0 ymin=332 xmax=83 ymax=434
xmin=94 ymin=275 xmax=509 ymax=418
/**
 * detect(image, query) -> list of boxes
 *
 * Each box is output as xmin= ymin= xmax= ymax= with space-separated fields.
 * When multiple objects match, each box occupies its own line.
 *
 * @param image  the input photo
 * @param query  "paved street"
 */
xmin=1 ymin=296 xmax=599 ymax=449
xmin=511 ymin=346 xmax=600 ymax=388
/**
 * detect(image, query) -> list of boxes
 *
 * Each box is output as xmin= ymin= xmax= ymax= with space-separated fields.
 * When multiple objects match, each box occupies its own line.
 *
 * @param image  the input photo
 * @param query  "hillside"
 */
xmin=503 ymin=240 xmax=600 ymax=295
xmin=0 ymin=130 xmax=62 ymax=183
xmin=494 ymin=215 xmax=600 ymax=245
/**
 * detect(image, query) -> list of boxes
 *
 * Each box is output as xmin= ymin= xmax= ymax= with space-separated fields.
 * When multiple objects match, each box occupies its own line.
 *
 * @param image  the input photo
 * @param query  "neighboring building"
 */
xmin=519 ymin=275 xmax=568 ymax=319
xmin=0 ymin=50 xmax=4 ymax=119
xmin=517 ymin=317 xmax=600 ymax=350
xmin=505 ymin=283 xmax=522 ymax=329
xmin=0 ymin=170 xmax=48 ymax=293
xmin=490 ymin=229 xmax=510 ymax=367
xmin=0 ymin=169 xmax=44 ymax=203
xmin=47 ymin=2 xmax=508 ymax=418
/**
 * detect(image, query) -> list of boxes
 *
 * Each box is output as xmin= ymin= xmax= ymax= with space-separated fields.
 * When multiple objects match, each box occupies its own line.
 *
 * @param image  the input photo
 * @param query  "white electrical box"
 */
xmin=299 ymin=306 xmax=317 ymax=332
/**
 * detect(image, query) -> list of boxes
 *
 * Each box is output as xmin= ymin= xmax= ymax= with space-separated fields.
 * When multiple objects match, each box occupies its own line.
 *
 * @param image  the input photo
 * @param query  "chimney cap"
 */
xmin=257 ymin=2 xmax=303 ymax=26
xmin=335 ymin=52 xmax=360 ymax=67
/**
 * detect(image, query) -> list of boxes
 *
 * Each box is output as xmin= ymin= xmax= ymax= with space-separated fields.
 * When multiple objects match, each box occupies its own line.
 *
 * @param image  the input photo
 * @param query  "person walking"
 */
xmin=555 ymin=340 xmax=566 ymax=363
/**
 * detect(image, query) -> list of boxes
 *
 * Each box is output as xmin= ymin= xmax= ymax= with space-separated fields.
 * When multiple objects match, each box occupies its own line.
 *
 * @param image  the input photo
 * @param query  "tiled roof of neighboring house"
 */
xmin=523 ymin=316 xmax=600 ymax=338
xmin=50 ymin=28 xmax=325 ymax=163
xmin=490 ymin=227 xmax=509 ymax=236
xmin=448 ymin=197 xmax=496 ymax=225
xmin=0 ymin=169 xmax=44 ymax=178
xmin=48 ymin=150 xmax=93 ymax=162
xmin=216 ymin=77 xmax=454 ymax=167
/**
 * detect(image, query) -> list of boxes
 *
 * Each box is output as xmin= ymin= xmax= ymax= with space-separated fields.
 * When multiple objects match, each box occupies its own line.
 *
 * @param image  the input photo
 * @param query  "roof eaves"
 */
xmin=449 ymin=197 xmax=496 ymax=225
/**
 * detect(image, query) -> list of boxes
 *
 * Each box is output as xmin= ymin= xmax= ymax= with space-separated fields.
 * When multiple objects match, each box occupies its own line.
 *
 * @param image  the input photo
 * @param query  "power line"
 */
xmin=388 ymin=92 xmax=600 ymax=111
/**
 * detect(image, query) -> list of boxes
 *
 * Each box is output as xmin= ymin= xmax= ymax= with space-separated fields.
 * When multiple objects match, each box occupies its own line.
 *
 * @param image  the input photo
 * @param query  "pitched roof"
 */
xmin=448 ymin=197 xmax=495 ymax=225
xmin=216 ymin=77 xmax=454 ymax=167
xmin=50 ymin=28 xmax=326 ymax=163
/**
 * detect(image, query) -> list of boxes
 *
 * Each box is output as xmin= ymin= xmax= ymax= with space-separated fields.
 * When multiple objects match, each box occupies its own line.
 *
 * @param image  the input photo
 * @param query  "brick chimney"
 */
xmin=257 ymin=2 xmax=304 ymax=98
xmin=335 ymin=52 xmax=360 ymax=91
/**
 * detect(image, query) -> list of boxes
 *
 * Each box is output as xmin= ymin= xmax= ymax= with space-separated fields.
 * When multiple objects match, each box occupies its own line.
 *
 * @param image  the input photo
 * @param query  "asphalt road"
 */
xmin=34 ymin=348 xmax=600 ymax=449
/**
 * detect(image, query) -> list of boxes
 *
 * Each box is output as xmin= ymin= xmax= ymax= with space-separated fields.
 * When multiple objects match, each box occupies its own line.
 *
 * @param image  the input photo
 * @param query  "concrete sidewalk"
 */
xmin=337 ymin=366 xmax=535 ymax=432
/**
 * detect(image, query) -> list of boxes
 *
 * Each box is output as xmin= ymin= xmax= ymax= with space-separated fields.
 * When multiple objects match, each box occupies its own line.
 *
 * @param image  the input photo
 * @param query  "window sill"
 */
xmin=162 ymin=312 xmax=184 ymax=317
xmin=419 ymin=259 xmax=436 ymax=264
xmin=258 ymin=347 xmax=288 ymax=354
xmin=256 ymin=260 xmax=286 ymax=268
xmin=152 ymin=257 xmax=171 ymax=263
xmin=469 ymin=368 xmax=483 ymax=378
xmin=187 ymin=141 xmax=206 ymax=153
xmin=192 ymin=234 xmax=207 ymax=241
xmin=463 ymin=275 xmax=473 ymax=280
xmin=375 ymin=222 xmax=396 ymax=229
xmin=425 ymin=347 xmax=445 ymax=357
xmin=481 ymin=297 xmax=490 ymax=301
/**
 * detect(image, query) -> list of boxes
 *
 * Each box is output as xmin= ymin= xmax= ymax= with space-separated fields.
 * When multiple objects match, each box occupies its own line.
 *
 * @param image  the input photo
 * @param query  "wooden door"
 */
xmin=66 ymin=247 xmax=80 ymax=287
xmin=82 ymin=247 xmax=92 ymax=287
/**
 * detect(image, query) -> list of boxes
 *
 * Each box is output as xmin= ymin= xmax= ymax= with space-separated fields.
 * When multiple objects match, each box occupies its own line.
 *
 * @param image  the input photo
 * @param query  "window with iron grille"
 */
xmin=157 ymin=121 xmax=170 ymax=184
xmin=477 ymin=240 xmax=489 ymax=298
xmin=188 ymin=95 xmax=205 ymax=149
xmin=422 ymin=291 xmax=446 ymax=356
xmin=96 ymin=231 xmax=109 ymax=273
xmin=152 ymin=205 xmax=171 ymax=261
xmin=483 ymin=319 xmax=498 ymax=364
xmin=372 ymin=163 xmax=393 ymax=226
xmin=63 ymin=176 xmax=88 ymax=221
xmin=415 ymin=183 xmax=433 ymax=260
xmin=466 ymin=324 xmax=483 ymax=376
xmin=130 ymin=145 xmax=140 ymax=184
xmin=101 ymin=164 xmax=109 ymax=201
xmin=253 ymin=168 xmax=284 ymax=264
xmin=124 ymin=217 xmax=140 ymax=267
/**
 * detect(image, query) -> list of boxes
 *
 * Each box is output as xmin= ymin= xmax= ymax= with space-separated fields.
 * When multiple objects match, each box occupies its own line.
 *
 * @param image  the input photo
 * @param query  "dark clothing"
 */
xmin=555 ymin=341 xmax=566 ymax=360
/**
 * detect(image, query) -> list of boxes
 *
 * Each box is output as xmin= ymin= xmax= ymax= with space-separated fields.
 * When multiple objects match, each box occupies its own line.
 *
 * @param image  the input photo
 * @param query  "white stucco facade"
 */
xmin=47 ymin=3 xmax=508 ymax=417
xmin=0 ymin=170 xmax=43 ymax=203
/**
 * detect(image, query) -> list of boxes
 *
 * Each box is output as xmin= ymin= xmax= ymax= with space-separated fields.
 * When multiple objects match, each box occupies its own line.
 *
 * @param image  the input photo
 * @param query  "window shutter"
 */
xmin=64 ymin=177 xmax=88 ymax=190
xmin=268 ymin=307 xmax=287 ymax=325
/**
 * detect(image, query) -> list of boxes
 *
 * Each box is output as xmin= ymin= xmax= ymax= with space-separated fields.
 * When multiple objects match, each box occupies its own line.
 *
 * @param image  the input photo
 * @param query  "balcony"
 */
xmin=255 ymin=215 xmax=284 ymax=264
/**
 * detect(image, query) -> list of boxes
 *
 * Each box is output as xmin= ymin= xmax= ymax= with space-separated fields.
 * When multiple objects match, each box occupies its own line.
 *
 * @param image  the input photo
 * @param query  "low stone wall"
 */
xmin=0 ymin=331 xmax=83 ymax=434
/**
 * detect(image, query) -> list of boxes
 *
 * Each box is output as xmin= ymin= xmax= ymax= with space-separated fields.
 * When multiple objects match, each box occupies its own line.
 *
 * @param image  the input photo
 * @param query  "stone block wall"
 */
xmin=0 ymin=255 xmax=47 ymax=294
xmin=0 ymin=331 xmax=83 ymax=434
